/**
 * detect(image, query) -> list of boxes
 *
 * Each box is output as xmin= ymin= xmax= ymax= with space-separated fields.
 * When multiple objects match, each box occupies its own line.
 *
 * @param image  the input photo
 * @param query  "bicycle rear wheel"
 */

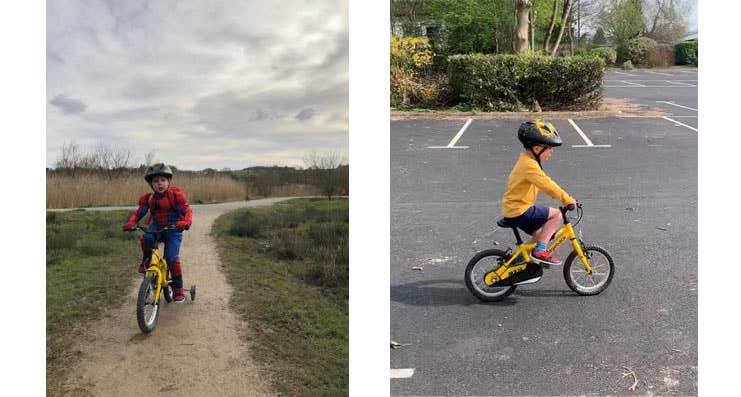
xmin=464 ymin=249 xmax=516 ymax=302
xmin=563 ymin=245 xmax=614 ymax=295
xmin=137 ymin=274 xmax=160 ymax=333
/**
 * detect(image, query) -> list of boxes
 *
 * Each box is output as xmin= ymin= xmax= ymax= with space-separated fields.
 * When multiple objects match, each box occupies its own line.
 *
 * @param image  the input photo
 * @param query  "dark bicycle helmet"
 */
xmin=144 ymin=162 xmax=173 ymax=182
xmin=517 ymin=120 xmax=562 ymax=169
xmin=517 ymin=119 xmax=562 ymax=148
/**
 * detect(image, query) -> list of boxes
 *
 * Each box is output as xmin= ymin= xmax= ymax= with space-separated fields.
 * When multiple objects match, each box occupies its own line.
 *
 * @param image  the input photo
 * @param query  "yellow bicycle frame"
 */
xmin=484 ymin=222 xmax=593 ymax=286
xmin=144 ymin=247 xmax=169 ymax=304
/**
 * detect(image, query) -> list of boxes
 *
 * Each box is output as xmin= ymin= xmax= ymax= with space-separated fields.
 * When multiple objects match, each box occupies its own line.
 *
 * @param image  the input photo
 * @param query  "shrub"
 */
xmin=675 ymin=40 xmax=698 ymax=66
xmin=391 ymin=37 xmax=432 ymax=108
xmin=447 ymin=54 xmax=605 ymax=111
xmin=229 ymin=211 xmax=263 ymax=237
xmin=626 ymin=37 xmax=657 ymax=67
xmin=589 ymin=47 xmax=617 ymax=66
xmin=648 ymin=44 xmax=675 ymax=67
xmin=621 ymin=60 xmax=634 ymax=70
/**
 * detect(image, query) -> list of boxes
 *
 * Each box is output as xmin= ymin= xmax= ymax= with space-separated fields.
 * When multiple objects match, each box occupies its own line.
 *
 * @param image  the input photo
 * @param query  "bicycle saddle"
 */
xmin=496 ymin=217 xmax=518 ymax=229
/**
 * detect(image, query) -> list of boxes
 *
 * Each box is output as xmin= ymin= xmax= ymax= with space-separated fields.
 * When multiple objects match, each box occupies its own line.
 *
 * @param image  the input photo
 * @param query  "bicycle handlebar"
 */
xmin=123 ymin=224 xmax=179 ymax=233
xmin=560 ymin=202 xmax=582 ymax=213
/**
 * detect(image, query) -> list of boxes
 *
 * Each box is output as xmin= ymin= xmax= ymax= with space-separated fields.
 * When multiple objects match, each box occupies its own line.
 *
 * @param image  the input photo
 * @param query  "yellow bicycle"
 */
xmin=465 ymin=203 xmax=614 ymax=302
xmin=129 ymin=225 xmax=196 ymax=333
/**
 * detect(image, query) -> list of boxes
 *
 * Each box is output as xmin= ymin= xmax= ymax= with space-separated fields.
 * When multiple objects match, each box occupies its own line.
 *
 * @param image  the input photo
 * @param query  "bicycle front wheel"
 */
xmin=563 ymin=245 xmax=615 ymax=295
xmin=137 ymin=274 xmax=161 ymax=333
xmin=464 ymin=249 xmax=516 ymax=302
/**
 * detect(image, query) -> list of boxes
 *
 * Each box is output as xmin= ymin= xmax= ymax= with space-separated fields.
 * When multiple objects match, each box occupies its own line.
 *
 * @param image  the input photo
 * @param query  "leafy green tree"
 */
xmin=600 ymin=0 xmax=644 ymax=48
xmin=425 ymin=0 xmax=515 ymax=54
xmin=592 ymin=27 xmax=607 ymax=45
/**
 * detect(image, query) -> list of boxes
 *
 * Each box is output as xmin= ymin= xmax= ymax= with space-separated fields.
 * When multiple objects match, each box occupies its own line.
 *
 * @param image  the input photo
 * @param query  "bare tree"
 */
xmin=544 ymin=0 xmax=560 ymax=52
xmin=643 ymin=0 xmax=689 ymax=43
xmin=303 ymin=149 xmax=347 ymax=200
xmin=144 ymin=151 xmax=156 ymax=166
xmin=56 ymin=140 xmax=83 ymax=170
xmin=550 ymin=0 xmax=574 ymax=56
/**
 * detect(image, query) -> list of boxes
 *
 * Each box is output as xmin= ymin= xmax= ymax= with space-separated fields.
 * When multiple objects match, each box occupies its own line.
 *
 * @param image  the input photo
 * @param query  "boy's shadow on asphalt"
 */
xmin=390 ymin=279 xmax=579 ymax=307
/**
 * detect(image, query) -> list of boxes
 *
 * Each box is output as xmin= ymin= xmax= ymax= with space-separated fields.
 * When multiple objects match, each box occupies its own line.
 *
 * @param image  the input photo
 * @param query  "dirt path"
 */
xmin=58 ymin=198 xmax=290 ymax=396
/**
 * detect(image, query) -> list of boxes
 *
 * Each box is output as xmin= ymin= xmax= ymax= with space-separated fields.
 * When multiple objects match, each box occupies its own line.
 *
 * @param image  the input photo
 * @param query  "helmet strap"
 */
xmin=529 ymin=147 xmax=544 ymax=170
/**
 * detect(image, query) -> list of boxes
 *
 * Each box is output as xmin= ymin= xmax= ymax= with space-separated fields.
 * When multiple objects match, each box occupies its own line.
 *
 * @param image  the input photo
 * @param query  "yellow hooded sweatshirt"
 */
xmin=502 ymin=151 xmax=575 ymax=218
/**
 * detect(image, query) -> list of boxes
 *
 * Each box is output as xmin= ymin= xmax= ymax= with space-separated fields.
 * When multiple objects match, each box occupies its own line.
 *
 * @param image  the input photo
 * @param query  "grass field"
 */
xmin=213 ymin=198 xmax=348 ymax=396
xmin=46 ymin=209 xmax=139 ymax=392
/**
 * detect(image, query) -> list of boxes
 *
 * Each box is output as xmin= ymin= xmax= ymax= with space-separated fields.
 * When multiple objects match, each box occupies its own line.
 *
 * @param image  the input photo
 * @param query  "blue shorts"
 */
xmin=504 ymin=205 xmax=550 ymax=235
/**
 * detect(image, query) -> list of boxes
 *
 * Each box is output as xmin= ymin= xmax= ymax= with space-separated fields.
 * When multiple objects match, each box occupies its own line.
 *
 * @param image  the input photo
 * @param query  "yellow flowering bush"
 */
xmin=391 ymin=37 xmax=445 ymax=108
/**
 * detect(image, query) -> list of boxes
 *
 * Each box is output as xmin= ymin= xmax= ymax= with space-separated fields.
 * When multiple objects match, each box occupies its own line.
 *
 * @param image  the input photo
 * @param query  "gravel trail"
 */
xmin=57 ymin=198 xmax=290 ymax=396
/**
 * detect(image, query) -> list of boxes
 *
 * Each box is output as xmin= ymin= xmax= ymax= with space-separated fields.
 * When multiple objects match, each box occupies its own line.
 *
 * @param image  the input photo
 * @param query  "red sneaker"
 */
xmin=173 ymin=288 xmax=186 ymax=302
xmin=531 ymin=250 xmax=561 ymax=266
xmin=137 ymin=262 xmax=148 ymax=274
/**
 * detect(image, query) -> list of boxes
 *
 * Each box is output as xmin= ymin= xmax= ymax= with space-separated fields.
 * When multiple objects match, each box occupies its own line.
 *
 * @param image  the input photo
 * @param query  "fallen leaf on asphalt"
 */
xmin=411 ymin=266 xmax=423 ymax=271
xmin=391 ymin=341 xmax=411 ymax=349
xmin=656 ymin=227 xmax=668 ymax=231
xmin=621 ymin=366 xmax=638 ymax=391
xmin=625 ymin=207 xmax=634 ymax=211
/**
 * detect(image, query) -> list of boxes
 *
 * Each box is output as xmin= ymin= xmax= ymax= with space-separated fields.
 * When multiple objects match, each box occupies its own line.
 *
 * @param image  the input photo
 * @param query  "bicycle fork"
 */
xmin=144 ymin=254 xmax=167 ymax=304
xmin=550 ymin=224 xmax=594 ymax=274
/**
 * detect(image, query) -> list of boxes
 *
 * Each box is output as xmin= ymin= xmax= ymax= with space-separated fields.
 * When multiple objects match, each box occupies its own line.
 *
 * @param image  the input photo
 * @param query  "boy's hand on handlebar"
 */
xmin=175 ymin=221 xmax=191 ymax=231
xmin=123 ymin=221 xmax=136 ymax=231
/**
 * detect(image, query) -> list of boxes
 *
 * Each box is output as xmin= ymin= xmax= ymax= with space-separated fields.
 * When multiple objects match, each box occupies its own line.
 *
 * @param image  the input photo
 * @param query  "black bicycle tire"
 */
xmin=563 ymin=245 xmax=615 ymax=295
xmin=162 ymin=283 xmax=173 ymax=303
xmin=136 ymin=274 xmax=160 ymax=333
xmin=464 ymin=248 xmax=517 ymax=302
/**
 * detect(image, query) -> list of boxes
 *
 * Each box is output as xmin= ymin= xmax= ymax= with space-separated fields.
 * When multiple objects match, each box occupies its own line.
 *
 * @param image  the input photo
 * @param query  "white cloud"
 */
xmin=47 ymin=0 xmax=348 ymax=170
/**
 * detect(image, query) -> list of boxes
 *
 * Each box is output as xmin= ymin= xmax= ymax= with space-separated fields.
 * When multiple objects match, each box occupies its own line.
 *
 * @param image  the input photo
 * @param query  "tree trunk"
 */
xmin=529 ymin=8 xmax=535 ymax=52
xmin=514 ymin=0 xmax=533 ymax=53
xmin=568 ymin=11 xmax=574 ymax=55
xmin=544 ymin=0 xmax=559 ymax=53
xmin=550 ymin=0 xmax=573 ymax=56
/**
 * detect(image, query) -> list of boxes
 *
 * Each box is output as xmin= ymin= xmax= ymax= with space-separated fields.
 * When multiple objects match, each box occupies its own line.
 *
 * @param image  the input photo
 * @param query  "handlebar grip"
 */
xmin=564 ymin=203 xmax=575 ymax=211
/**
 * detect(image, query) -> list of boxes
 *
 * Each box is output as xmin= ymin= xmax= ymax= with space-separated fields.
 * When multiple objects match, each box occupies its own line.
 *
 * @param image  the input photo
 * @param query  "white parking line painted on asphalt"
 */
xmin=620 ymin=80 xmax=646 ymax=87
xmin=604 ymin=85 xmax=696 ymax=88
xmin=645 ymin=70 xmax=673 ymax=76
xmin=447 ymin=118 xmax=473 ymax=147
xmin=391 ymin=368 xmax=415 ymax=379
xmin=665 ymin=80 xmax=696 ymax=87
xmin=662 ymin=116 xmax=698 ymax=132
xmin=656 ymin=101 xmax=697 ymax=111
xmin=567 ymin=119 xmax=611 ymax=147
xmin=428 ymin=118 xmax=472 ymax=149
xmin=617 ymin=115 xmax=697 ymax=118
xmin=614 ymin=71 xmax=637 ymax=77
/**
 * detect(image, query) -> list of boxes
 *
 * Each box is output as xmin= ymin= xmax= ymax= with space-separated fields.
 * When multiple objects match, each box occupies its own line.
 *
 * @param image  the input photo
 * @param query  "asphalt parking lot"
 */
xmin=390 ymin=69 xmax=698 ymax=396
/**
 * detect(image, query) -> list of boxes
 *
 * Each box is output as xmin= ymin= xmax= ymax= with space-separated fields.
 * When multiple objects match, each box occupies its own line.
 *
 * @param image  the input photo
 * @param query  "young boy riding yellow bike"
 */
xmin=502 ymin=119 xmax=577 ymax=266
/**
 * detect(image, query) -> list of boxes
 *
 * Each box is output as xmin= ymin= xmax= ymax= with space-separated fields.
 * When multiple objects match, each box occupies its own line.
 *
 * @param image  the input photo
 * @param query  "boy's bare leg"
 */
xmin=531 ymin=208 xmax=562 ymax=245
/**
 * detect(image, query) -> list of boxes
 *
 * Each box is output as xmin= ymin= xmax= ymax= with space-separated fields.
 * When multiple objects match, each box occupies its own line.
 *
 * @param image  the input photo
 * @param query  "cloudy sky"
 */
xmin=47 ymin=0 xmax=348 ymax=170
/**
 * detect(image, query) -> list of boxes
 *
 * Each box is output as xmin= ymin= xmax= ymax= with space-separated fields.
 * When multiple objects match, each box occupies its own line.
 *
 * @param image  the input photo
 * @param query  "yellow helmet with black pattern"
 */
xmin=144 ymin=162 xmax=173 ymax=183
xmin=517 ymin=119 xmax=563 ymax=149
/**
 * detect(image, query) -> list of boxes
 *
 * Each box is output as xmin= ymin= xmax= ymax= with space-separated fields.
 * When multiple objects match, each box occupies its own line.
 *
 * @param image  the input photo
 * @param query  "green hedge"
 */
xmin=447 ymin=54 xmax=605 ymax=111
xmin=589 ymin=47 xmax=617 ymax=66
xmin=675 ymin=40 xmax=698 ymax=66
xmin=626 ymin=37 xmax=657 ymax=67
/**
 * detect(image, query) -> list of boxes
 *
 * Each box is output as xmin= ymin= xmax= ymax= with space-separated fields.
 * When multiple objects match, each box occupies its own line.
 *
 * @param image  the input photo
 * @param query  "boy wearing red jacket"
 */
xmin=124 ymin=163 xmax=192 ymax=302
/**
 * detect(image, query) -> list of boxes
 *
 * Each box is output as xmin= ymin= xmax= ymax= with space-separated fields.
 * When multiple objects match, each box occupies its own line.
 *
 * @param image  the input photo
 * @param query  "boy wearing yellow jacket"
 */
xmin=502 ymin=120 xmax=577 ymax=266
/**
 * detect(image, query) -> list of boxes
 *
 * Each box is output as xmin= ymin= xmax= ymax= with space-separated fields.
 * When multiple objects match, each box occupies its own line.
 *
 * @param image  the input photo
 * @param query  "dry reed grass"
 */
xmin=46 ymin=172 xmax=248 ymax=209
xmin=245 ymin=184 xmax=321 ymax=199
